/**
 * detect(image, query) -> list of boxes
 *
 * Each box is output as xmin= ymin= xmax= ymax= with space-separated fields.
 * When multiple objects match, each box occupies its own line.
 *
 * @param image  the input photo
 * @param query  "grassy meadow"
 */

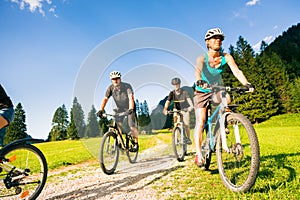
xmin=34 ymin=114 xmax=299 ymax=199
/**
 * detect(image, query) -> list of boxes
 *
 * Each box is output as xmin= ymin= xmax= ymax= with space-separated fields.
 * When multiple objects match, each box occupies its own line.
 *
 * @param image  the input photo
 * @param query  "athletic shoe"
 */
xmin=129 ymin=143 xmax=139 ymax=152
xmin=194 ymin=155 xmax=205 ymax=167
xmin=186 ymin=138 xmax=192 ymax=145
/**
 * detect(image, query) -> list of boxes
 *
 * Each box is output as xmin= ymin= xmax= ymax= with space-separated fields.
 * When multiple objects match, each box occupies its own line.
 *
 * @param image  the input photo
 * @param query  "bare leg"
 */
xmin=194 ymin=108 xmax=207 ymax=157
xmin=130 ymin=127 xmax=138 ymax=143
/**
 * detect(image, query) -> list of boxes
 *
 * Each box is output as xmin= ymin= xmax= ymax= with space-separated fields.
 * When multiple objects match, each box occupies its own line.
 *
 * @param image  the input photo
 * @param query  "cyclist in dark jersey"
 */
xmin=97 ymin=71 xmax=138 ymax=151
xmin=193 ymin=28 xmax=254 ymax=168
xmin=0 ymin=84 xmax=14 ymax=146
xmin=163 ymin=78 xmax=194 ymax=145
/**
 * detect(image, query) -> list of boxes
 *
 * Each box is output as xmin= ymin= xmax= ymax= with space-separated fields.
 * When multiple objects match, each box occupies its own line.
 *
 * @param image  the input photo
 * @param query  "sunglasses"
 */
xmin=111 ymin=77 xmax=120 ymax=80
xmin=211 ymin=35 xmax=224 ymax=41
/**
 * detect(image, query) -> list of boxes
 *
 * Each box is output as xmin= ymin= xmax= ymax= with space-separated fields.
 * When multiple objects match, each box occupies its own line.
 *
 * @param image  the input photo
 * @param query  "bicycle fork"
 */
xmin=219 ymin=113 xmax=241 ymax=153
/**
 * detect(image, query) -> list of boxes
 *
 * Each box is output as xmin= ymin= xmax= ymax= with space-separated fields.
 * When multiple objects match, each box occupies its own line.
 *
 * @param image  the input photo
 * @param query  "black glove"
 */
xmin=196 ymin=80 xmax=206 ymax=86
xmin=96 ymin=110 xmax=103 ymax=118
xmin=196 ymin=80 xmax=209 ymax=89
xmin=244 ymin=82 xmax=255 ymax=90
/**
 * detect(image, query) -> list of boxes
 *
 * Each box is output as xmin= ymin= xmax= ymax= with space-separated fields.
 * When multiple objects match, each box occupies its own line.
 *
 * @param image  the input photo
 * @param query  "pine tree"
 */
xmin=136 ymin=100 xmax=151 ymax=131
xmin=85 ymin=105 xmax=100 ymax=137
xmin=48 ymin=104 xmax=68 ymax=141
xmin=67 ymin=107 xmax=80 ymax=140
xmin=99 ymin=116 xmax=109 ymax=136
xmin=225 ymin=36 xmax=279 ymax=122
xmin=259 ymin=40 xmax=268 ymax=53
xmin=71 ymin=97 xmax=85 ymax=138
xmin=143 ymin=100 xmax=149 ymax=115
xmin=4 ymin=103 xmax=28 ymax=144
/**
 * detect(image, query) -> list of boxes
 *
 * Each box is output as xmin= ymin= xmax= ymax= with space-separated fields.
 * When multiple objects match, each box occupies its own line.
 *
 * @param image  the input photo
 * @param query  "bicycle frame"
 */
xmin=174 ymin=111 xmax=184 ymax=139
xmin=104 ymin=114 xmax=131 ymax=151
xmin=204 ymin=90 xmax=233 ymax=153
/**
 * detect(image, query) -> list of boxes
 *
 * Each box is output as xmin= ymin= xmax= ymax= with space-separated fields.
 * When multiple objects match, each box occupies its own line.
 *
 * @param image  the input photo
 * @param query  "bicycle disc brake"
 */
xmin=232 ymin=143 xmax=244 ymax=161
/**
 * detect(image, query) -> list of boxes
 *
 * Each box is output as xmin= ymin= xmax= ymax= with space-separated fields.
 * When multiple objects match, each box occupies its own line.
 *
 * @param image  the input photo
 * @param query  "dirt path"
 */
xmin=38 ymin=138 xmax=188 ymax=200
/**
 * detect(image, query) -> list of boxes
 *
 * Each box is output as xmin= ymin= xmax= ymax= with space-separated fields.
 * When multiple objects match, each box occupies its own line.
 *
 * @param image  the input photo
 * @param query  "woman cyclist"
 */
xmin=193 ymin=28 xmax=254 ymax=167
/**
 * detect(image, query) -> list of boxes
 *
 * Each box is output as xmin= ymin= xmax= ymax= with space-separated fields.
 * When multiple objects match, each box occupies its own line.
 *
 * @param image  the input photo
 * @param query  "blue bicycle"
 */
xmin=200 ymin=84 xmax=260 ymax=192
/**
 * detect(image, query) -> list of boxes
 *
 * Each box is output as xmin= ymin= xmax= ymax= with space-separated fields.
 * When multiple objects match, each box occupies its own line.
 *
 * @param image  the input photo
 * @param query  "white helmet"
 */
xmin=205 ymin=28 xmax=225 ymax=40
xmin=109 ymin=71 xmax=121 ymax=79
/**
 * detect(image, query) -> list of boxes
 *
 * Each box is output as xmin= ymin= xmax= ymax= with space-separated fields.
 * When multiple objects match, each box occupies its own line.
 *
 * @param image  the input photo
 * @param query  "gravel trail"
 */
xmin=38 ymin=138 xmax=187 ymax=200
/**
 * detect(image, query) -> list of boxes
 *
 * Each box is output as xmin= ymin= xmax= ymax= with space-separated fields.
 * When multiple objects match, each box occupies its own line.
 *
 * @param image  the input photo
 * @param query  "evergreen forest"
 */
xmin=3 ymin=23 xmax=300 ymax=144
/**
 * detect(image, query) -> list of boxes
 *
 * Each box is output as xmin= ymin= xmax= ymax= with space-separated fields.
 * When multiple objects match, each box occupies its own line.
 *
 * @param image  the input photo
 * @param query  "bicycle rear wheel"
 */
xmin=172 ymin=127 xmax=186 ymax=162
xmin=126 ymin=135 xmax=138 ymax=164
xmin=99 ymin=131 xmax=119 ymax=175
xmin=0 ymin=143 xmax=47 ymax=200
xmin=216 ymin=113 xmax=260 ymax=192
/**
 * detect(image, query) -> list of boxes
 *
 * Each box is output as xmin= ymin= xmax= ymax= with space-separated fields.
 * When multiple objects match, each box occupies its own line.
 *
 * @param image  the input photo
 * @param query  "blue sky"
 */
xmin=1 ymin=0 xmax=299 ymax=139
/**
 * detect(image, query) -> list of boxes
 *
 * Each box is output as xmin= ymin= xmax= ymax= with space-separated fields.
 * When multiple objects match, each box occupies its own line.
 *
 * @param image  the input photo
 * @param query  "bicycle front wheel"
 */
xmin=99 ymin=131 xmax=119 ymax=175
xmin=216 ymin=113 xmax=260 ymax=192
xmin=0 ymin=143 xmax=47 ymax=200
xmin=172 ymin=127 xmax=186 ymax=162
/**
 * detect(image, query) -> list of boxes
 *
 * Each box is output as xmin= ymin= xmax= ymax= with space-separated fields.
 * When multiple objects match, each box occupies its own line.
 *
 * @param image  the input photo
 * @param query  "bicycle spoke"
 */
xmin=100 ymin=132 xmax=119 ymax=175
xmin=0 ymin=144 xmax=47 ymax=199
xmin=216 ymin=113 xmax=260 ymax=192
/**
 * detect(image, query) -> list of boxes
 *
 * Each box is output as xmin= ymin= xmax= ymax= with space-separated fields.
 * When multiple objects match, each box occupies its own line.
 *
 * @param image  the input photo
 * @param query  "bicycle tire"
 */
xmin=216 ymin=113 xmax=260 ymax=192
xmin=201 ymin=134 xmax=212 ymax=170
xmin=126 ymin=135 xmax=138 ymax=164
xmin=172 ymin=127 xmax=186 ymax=162
xmin=99 ymin=131 xmax=119 ymax=175
xmin=0 ymin=143 xmax=48 ymax=200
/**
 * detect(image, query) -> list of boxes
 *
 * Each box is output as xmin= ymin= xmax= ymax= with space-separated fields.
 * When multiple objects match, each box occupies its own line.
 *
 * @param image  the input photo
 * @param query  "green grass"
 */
xmin=35 ymin=134 xmax=162 ymax=171
xmin=34 ymin=114 xmax=299 ymax=199
xmin=153 ymin=114 xmax=300 ymax=199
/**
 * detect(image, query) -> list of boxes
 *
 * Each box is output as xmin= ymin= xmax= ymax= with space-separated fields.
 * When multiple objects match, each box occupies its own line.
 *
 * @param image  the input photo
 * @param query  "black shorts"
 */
xmin=115 ymin=112 xmax=138 ymax=128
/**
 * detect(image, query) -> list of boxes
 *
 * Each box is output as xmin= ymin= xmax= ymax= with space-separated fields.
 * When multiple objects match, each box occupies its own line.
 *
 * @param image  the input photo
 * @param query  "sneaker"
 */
xmin=186 ymin=138 xmax=192 ymax=145
xmin=194 ymin=155 xmax=205 ymax=168
xmin=129 ymin=143 xmax=139 ymax=152
xmin=225 ymin=128 xmax=230 ymax=134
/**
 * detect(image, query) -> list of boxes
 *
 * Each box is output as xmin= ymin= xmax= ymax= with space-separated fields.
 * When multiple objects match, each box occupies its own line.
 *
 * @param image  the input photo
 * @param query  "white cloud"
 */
xmin=10 ymin=0 xmax=56 ymax=17
xmin=246 ymin=0 xmax=260 ymax=6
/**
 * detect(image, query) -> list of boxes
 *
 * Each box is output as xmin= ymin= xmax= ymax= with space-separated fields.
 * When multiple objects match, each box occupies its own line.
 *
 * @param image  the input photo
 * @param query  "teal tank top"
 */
xmin=202 ymin=53 xmax=227 ymax=85
xmin=195 ymin=53 xmax=228 ymax=93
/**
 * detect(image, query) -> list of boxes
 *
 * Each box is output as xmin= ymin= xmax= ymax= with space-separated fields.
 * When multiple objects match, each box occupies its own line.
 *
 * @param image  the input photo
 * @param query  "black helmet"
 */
xmin=171 ymin=77 xmax=181 ymax=85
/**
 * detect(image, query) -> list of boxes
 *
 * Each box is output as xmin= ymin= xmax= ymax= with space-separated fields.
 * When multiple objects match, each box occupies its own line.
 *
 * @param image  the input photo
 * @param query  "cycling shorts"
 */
xmin=0 ymin=107 xmax=14 ymax=125
xmin=115 ymin=112 xmax=138 ymax=129
xmin=193 ymin=91 xmax=222 ymax=109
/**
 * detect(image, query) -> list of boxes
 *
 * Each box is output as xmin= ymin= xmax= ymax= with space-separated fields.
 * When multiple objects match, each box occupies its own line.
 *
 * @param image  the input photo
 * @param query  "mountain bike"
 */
xmin=199 ymin=84 xmax=260 ymax=192
xmin=0 ymin=138 xmax=48 ymax=199
xmin=167 ymin=109 xmax=188 ymax=162
xmin=99 ymin=112 xmax=138 ymax=175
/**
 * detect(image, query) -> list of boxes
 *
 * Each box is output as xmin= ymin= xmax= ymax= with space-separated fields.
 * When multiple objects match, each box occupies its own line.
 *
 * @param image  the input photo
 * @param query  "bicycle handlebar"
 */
xmin=167 ymin=108 xmax=188 ymax=115
xmin=210 ymin=85 xmax=249 ymax=93
xmin=102 ymin=111 xmax=128 ymax=118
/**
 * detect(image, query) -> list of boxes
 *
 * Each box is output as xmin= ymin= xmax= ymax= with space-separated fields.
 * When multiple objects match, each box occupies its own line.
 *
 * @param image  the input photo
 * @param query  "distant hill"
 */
xmin=263 ymin=23 xmax=300 ymax=79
